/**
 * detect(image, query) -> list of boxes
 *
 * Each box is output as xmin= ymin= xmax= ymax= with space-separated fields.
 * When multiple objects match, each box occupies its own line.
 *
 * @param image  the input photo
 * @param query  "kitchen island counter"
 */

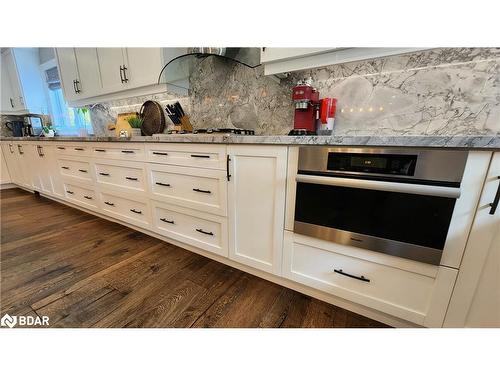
xmin=1 ymin=134 xmax=499 ymax=149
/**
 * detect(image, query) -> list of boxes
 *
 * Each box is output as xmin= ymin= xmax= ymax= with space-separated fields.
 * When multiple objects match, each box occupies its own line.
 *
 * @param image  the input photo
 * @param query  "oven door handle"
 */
xmin=296 ymin=174 xmax=461 ymax=199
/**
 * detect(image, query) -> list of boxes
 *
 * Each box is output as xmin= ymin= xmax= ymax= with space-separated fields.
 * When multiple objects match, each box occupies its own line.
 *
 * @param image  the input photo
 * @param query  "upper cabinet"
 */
xmin=56 ymin=48 xmax=172 ymax=106
xmin=1 ymin=48 xmax=48 ymax=114
xmin=260 ymin=47 xmax=426 ymax=76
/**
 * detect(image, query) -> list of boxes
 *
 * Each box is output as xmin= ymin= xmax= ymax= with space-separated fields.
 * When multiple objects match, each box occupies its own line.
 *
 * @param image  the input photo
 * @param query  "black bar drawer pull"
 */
xmin=74 ymin=148 xmax=84 ymax=151
xmin=160 ymin=218 xmax=175 ymax=224
xmin=152 ymin=151 xmax=168 ymax=156
xmin=99 ymin=172 xmax=110 ymax=176
xmin=196 ymin=228 xmax=214 ymax=236
xmin=130 ymin=209 xmax=142 ymax=214
xmin=190 ymin=154 xmax=210 ymax=158
xmin=156 ymin=182 xmax=171 ymax=187
xmin=8 ymin=144 xmax=14 ymax=153
xmin=126 ymin=177 xmax=138 ymax=181
xmin=17 ymin=145 xmax=24 ymax=155
xmin=78 ymin=169 xmax=88 ymax=173
xmin=226 ymin=155 xmax=231 ymax=181
xmin=66 ymin=190 xmax=74 ymax=194
xmin=193 ymin=188 xmax=211 ymax=194
xmin=61 ymin=166 xmax=70 ymax=170
xmin=83 ymin=195 xmax=92 ymax=200
xmin=489 ymin=176 xmax=500 ymax=215
xmin=121 ymin=150 xmax=135 ymax=154
xmin=104 ymin=201 xmax=114 ymax=206
xmin=334 ymin=268 xmax=370 ymax=283
xmin=95 ymin=149 xmax=106 ymax=152
xmin=57 ymin=146 xmax=66 ymax=150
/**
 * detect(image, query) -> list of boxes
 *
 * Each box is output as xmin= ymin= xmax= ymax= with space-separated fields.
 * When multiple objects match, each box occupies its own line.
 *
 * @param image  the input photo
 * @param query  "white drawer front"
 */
xmin=152 ymin=202 xmax=228 ymax=257
xmin=95 ymin=162 xmax=146 ymax=193
xmin=145 ymin=144 xmax=227 ymax=170
xmin=148 ymin=164 xmax=227 ymax=216
xmin=99 ymin=191 xmax=151 ymax=228
xmin=283 ymin=232 xmax=448 ymax=325
xmin=63 ymin=183 xmax=97 ymax=209
xmin=92 ymin=144 xmax=145 ymax=161
xmin=55 ymin=144 xmax=91 ymax=157
xmin=58 ymin=158 xmax=92 ymax=182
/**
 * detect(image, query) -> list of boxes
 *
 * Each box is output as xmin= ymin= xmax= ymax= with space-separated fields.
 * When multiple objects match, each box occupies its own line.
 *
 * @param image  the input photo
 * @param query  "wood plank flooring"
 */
xmin=0 ymin=188 xmax=388 ymax=328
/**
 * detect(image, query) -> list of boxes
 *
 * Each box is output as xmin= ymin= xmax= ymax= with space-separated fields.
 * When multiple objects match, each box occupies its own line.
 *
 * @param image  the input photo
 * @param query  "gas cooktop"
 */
xmin=156 ymin=128 xmax=255 ymax=136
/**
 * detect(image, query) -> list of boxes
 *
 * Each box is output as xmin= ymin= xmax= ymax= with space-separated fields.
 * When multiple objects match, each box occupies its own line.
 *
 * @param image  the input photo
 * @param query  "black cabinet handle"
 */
xmin=99 ymin=172 xmax=110 ymax=176
xmin=66 ymin=190 xmax=74 ymax=194
xmin=152 ymin=151 xmax=168 ymax=156
xmin=489 ymin=176 xmax=500 ymax=215
xmin=121 ymin=150 xmax=135 ymax=154
xmin=334 ymin=268 xmax=370 ymax=283
xmin=84 ymin=195 xmax=92 ymax=200
xmin=130 ymin=208 xmax=142 ymax=214
xmin=190 ymin=154 xmax=210 ymax=158
xmin=95 ymin=149 xmax=106 ymax=152
xmin=193 ymin=188 xmax=211 ymax=194
xmin=122 ymin=65 xmax=129 ymax=82
xmin=126 ymin=177 xmax=138 ymax=181
xmin=78 ymin=169 xmax=88 ymax=173
xmin=61 ymin=166 xmax=69 ymax=170
xmin=75 ymin=79 xmax=81 ymax=93
xmin=160 ymin=218 xmax=175 ymax=224
xmin=8 ymin=144 xmax=14 ymax=153
xmin=10 ymin=98 xmax=14 ymax=108
xmin=119 ymin=65 xmax=124 ymax=83
xmin=72 ymin=80 xmax=77 ymax=94
xmin=17 ymin=145 xmax=23 ymax=155
xmin=156 ymin=182 xmax=171 ymax=187
xmin=37 ymin=146 xmax=44 ymax=157
xmin=226 ymin=155 xmax=231 ymax=181
xmin=74 ymin=148 xmax=84 ymax=151
xmin=104 ymin=201 xmax=114 ymax=206
xmin=57 ymin=146 xmax=66 ymax=150
xmin=196 ymin=228 xmax=214 ymax=236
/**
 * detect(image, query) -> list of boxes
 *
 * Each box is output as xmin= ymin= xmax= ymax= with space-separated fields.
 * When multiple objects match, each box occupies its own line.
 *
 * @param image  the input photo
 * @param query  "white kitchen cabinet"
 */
xmin=96 ymin=48 xmax=127 ymax=93
xmin=33 ymin=143 xmax=54 ymax=195
xmin=1 ymin=49 xmax=24 ymax=113
xmin=227 ymin=145 xmax=287 ymax=275
xmin=57 ymin=48 xmax=102 ymax=101
xmin=261 ymin=47 xmax=426 ymax=76
xmin=0 ymin=145 xmax=12 ymax=184
xmin=124 ymin=48 xmax=163 ymax=89
xmin=444 ymin=152 xmax=500 ymax=328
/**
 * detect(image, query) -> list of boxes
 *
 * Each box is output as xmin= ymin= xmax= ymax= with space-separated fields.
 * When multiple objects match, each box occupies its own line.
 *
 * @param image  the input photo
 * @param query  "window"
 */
xmin=43 ymin=65 xmax=93 ymax=136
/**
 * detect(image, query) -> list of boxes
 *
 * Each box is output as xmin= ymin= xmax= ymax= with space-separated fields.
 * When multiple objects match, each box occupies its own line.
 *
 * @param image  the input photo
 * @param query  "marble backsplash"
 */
xmin=87 ymin=48 xmax=500 ymax=137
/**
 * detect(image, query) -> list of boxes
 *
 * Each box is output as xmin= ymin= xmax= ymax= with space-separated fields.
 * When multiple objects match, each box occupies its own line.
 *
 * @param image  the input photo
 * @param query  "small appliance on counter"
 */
xmin=289 ymin=78 xmax=320 ymax=136
xmin=317 ymin=97 xmax=337 ymax=134
xmin=5 ymin=120 xmax=25 ymax=137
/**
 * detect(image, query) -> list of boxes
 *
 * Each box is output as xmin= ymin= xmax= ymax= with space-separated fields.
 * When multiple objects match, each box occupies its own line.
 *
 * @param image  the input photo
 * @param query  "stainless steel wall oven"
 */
xmin=294 ymin=147 xmax=469 ymax=265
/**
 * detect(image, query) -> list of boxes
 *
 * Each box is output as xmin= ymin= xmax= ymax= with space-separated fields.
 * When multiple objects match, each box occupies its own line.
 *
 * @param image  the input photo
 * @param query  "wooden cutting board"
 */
xmin=109 ymin=112 xmax=137 ymax=136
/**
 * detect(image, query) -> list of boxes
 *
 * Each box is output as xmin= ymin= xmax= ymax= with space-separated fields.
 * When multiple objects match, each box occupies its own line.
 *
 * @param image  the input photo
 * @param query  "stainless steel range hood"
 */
xmin=157 ymin=47 xmax=261 ymax=89
xmin=186 ymin=47 xmax=261 ymax=68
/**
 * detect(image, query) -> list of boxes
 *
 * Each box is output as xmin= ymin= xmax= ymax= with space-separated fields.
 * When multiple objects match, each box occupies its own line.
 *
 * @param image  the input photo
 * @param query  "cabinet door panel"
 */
xmin=56 ymin=48 xmax=79 ymax=102
xmin=74 ymin=48 xmax=102 ymax=98
xmin=1 ymin=52 xmax=16 ymax=112
xmin=97 ymin=48 xmax=126 ymax=93
xmin=227 ymin=145 xmax=287 ymax=275
xmin=124 ymin=48 xmax=162 ymax=89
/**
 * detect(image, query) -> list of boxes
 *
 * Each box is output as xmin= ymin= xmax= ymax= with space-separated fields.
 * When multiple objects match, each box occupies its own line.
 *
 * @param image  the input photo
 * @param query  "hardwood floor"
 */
xmin=0 ymin=188 xmax=388 ymax=328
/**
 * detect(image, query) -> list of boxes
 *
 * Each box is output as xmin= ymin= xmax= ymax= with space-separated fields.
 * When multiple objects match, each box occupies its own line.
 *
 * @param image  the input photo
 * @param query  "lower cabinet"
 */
xmin=283 ymin=231 xmax=458 ymax=327
xmin=227 ymin=145 xmax=287 ymax=275
xmin=151 ymin=200 xmax=228 ymax=257
xmin=98 ymin=190 xmax=152 ymax=229
xmin=63 ymin=182 xmax=98 ymax=210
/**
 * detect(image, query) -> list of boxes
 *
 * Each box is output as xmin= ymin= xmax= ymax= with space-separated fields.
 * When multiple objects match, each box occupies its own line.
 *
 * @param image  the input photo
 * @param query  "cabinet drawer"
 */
xmin=58 ymin=158 xmax=92 ymax=182
xmin=145 ymin=144 xmax=227 ymax=169
xmin=283 ymin=232 xmax=452 ymax=325
xmin=152 ymin=201 xmax=228 ymax=257
xmin=91 ymin=144 xmax=145 ymax=161
xmin=55 ymin=144 xmax=91 ymax=157
xmin=148 ymin=164 xmax=227 ymax=216
xmin=99 ymin=191 xmax=151 ymax=228
xmin=95 ymin=161 xmax=146 ymax=193
xmin=63 ymin=183 xmax=97 ymax=209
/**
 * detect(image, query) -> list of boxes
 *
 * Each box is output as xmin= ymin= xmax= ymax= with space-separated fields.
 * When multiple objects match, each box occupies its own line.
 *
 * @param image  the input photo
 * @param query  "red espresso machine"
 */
xmin=289 ymin=78 xmax=320 ymax=135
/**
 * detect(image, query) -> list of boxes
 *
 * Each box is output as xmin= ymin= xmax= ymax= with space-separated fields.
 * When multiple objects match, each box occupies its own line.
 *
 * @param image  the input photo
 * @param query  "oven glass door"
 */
xmin=294 ymin=182 xmax=456 ymax=250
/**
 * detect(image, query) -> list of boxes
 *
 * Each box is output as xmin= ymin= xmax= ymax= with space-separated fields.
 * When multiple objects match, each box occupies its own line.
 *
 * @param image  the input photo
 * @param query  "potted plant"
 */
xmin=42 ymin=124 xmax=55 ymax=137
xmin=127 ymin=116 xmax=143 ymax=137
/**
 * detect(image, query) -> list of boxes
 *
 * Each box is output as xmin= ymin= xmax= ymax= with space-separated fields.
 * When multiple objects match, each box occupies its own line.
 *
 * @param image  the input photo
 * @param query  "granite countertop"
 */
xmin=1 ymin=134 xmax=499 ymax=149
